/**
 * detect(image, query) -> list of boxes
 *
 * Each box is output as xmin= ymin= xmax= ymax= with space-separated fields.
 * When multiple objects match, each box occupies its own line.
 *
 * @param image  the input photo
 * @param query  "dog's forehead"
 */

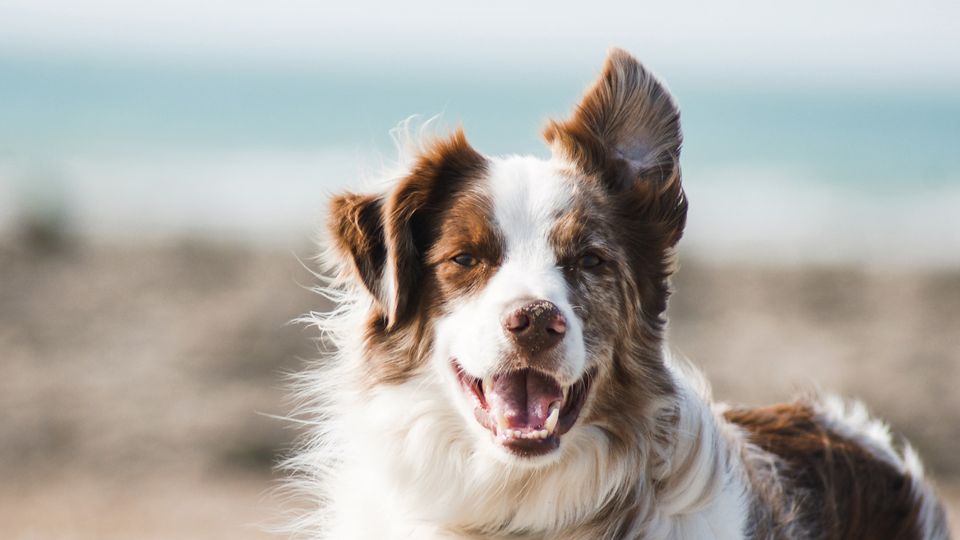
xmin=483 ymin=156 xmax=577 ymax=255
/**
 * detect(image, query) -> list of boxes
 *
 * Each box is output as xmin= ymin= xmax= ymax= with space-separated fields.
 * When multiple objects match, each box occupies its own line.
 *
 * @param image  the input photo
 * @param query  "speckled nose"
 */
xmin=503 ymin=300 xmax=566 ymax=355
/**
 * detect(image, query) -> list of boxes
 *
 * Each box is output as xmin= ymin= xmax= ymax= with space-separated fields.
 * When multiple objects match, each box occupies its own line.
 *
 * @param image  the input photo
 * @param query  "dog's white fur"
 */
xmin=283 ymin=51 xmax=948 ymax=539
xmin=292 ymin=311 xmax=752 ymax=538
xmin=444 ymin=157 xmax=585 ymax=384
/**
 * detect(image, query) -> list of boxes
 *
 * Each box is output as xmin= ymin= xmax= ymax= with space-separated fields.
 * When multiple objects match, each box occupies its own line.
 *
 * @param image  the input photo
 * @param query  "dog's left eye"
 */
xmin=452 ymin=253 xmax=479 ymax=268
xmin=578 ymin=253 xmax=603 ymax=269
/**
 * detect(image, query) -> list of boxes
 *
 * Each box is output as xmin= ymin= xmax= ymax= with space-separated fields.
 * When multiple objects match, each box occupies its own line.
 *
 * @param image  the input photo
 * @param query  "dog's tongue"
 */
xmin=486 ymin=369 xmax=563 ymax=431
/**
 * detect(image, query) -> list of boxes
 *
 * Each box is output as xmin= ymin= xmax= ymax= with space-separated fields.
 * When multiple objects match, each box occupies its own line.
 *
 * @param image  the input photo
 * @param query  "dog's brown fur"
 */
xmin=727 ymin=403 xmax=947 ymax=539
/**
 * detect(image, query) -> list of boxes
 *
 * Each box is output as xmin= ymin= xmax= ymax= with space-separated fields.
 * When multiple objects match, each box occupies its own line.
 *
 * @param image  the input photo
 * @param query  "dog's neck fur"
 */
xmin=297 ymin=306 xmax=749 ymax=540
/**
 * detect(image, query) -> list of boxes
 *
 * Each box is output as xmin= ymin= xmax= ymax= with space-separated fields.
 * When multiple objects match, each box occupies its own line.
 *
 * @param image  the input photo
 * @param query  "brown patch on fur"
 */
xmin=327 ymin=129 xmax=488 ymax=386
xmin=327 ymin=193 xmax=386 ymax=303
xmin=548 ymin=181 xmax=623 ymax=343
xmin=726 ymin=403 xmax=927 ymax=540
xmin=427 ymin=189 xmax=503 ymax=299
xmin=381 ymin=128 xmax=488 ymax=329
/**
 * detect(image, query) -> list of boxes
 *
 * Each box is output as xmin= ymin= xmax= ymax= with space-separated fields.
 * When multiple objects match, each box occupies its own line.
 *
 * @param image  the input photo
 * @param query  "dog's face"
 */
xmin=327 ymin=49 xmax=685 ymax=464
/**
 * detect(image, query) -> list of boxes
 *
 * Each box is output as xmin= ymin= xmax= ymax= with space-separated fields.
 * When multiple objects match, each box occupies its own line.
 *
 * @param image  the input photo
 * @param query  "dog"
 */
xmin=286 ymin=49 xmax=950 ymax=539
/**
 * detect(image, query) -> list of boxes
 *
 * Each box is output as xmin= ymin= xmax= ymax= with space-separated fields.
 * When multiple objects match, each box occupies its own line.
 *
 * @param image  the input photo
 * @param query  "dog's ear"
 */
xmin=544 ymin=47 xmax=682 ymax=181
xmin=544 ymin=48 xmax=686 ymax=245
xmin=327 ymin=191 xmax=389 ymax=309
xmin=328 ymin=129 xmax=486 ymax=329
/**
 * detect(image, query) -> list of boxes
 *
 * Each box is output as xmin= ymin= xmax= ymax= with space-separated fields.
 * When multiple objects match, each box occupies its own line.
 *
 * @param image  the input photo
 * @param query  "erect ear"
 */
xmin=327 ymin=129 xmax=486 ymax=329
xmin=544 ymin=50 xmax=686 ymax=247
xmin=544 ymin=48 xmax=682 ymax=182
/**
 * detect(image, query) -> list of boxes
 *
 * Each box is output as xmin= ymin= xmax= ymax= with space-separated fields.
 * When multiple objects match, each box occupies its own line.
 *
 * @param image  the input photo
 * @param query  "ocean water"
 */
xmin=1 ymin=56 xmax=958 ymax=265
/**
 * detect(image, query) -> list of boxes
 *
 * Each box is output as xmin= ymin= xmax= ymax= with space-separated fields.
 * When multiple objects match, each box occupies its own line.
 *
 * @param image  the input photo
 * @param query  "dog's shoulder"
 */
xmin=724 ymin=400 xmax=949 ymax=540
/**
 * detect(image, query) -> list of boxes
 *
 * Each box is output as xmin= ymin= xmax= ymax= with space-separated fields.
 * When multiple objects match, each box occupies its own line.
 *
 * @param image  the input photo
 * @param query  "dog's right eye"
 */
xmin=452 ymin=253 xmax=479 ymax=268
xmin=578 ymin=252 xmax=603 ymax=269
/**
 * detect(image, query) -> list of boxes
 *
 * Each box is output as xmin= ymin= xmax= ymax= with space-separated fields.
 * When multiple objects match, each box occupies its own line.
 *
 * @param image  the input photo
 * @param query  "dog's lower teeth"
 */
xmin=499 ymin=427 xmax=556 ymax=440
xmin=504 ymin=429 xmax=549 ymax=440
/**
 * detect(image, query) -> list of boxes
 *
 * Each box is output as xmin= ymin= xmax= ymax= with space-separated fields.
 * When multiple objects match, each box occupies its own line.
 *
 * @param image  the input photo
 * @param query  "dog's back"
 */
xmin=727 ymin=401 xmax=949 ymax=539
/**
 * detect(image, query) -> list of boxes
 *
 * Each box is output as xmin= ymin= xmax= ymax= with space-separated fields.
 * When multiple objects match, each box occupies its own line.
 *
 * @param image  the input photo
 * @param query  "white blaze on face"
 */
xmin=434 ymin=155 xmax=586 ymax=385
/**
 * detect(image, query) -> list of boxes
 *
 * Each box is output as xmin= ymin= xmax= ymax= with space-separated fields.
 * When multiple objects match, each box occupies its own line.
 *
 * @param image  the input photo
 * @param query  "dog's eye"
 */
xmin=452 ymin=253 xmax=479 ymax=268
xmin=578 ymin=253 xmax=603 ymax=269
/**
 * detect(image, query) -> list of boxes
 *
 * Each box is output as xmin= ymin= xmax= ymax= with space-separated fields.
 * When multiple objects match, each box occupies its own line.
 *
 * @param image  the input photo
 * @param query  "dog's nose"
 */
xmin=503 ymin=300 xmax=566 ymax=354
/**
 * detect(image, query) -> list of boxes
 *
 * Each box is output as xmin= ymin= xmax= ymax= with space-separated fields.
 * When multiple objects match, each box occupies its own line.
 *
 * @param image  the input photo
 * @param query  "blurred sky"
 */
xmin=1 ymin=1 xmax=958 ymax=265
xmin=3 ymin=0 xmax=959 ymax=85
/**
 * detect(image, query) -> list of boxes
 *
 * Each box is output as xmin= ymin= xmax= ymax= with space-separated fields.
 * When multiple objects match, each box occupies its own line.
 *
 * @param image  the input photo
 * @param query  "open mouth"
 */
xmin=452 ymin=361 xmax=593 ymax=457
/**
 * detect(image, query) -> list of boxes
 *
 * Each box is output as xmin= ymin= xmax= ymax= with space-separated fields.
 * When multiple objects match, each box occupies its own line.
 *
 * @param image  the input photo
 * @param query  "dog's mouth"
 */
xmin=452 ymin=361 xmax=593 ymax=457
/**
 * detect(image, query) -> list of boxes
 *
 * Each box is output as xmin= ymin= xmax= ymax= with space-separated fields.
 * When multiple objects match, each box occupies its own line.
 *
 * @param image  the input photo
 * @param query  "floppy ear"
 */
xmin=543 ymin=48 xmax=686 ymax=244
xmin=327 ymin=129 xmax=486 ymax=329
xmin=327 ymin=192 xmax=389 ymax=308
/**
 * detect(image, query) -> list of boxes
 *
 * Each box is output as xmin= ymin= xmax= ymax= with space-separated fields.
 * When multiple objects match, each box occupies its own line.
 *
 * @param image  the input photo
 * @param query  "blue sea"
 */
xmin=1 ymin=55 xmax=958 ymax=266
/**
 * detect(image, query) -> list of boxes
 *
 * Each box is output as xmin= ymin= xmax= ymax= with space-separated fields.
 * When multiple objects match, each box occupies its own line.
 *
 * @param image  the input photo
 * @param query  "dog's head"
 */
xmin=326 ymin=49 xmax=685 ymax=464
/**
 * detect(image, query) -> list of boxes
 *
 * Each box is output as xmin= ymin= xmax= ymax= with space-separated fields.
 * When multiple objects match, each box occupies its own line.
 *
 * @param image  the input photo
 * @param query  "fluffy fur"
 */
xmin=283 ymin=49 xmax=950 ymax=539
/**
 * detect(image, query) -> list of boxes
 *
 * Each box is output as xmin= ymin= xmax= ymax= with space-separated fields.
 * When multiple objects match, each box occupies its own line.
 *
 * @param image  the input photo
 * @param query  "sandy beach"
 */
xmin=1 ymin=236 xmax=957 ymax=538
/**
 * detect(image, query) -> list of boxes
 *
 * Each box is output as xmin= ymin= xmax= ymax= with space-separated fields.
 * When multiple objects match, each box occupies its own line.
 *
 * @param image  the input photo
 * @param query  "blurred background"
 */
xmin=1 ymin=1 xmax=958 ymax=538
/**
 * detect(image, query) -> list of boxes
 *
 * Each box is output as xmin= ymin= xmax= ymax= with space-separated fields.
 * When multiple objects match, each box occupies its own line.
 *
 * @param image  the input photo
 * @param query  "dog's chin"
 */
xmin=452 ymin=360 xmax=594 ymax=460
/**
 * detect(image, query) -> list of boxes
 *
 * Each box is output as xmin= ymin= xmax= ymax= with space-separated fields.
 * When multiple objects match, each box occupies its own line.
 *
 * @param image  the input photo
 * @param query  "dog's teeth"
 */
xmin=545 ymin=404 xmax=560 ymax=434
xmin=501 ymin=427 xmax=553 ymax=440
xmin=562 ymin=386 xmax=569 ymax=404
xmin=482 ymin=377 xmax=493 ymax=395
xmin=496 ymin=412 xmax=510 ymax=430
